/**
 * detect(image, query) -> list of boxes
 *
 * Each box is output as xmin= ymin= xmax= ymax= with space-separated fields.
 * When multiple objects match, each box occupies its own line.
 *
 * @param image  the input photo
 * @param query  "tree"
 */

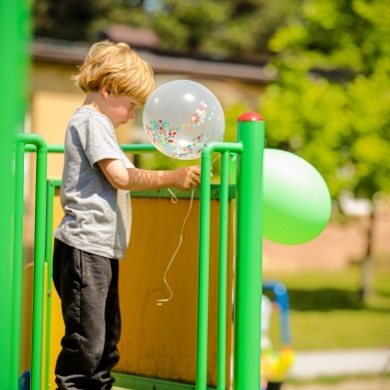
xmin=33 ymin=0 xmax=302 ymax=61
xmin=260 ymin=0 xmax=390 ymax=301
xmin=33 ymin=0 xmax=149 ymax=41
xmin=149 ymin=0 xmax=301 ymax=61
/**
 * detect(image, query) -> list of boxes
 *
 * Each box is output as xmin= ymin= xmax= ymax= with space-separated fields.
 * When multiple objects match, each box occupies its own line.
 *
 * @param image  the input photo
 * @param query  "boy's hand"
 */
xmin=173 ymin=166 xmax=201 ymax=191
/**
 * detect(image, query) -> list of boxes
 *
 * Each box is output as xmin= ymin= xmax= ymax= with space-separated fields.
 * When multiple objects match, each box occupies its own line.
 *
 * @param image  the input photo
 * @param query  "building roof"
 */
xmin=31 ymin=38 xmax=273 ymax=84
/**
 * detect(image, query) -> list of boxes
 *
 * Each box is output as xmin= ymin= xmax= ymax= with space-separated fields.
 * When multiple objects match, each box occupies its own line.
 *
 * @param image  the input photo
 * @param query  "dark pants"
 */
xmin=52 ymin=238 xmax=121 ymax=390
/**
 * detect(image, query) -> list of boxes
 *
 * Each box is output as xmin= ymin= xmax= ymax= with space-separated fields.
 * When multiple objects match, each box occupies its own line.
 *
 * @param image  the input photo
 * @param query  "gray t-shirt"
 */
xmin=54 ymin=106 xmax=133 ymax=260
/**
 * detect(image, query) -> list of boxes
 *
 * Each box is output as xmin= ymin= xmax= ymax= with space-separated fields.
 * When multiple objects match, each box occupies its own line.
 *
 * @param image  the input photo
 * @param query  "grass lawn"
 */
xmin=263 ymin=266 xmax=390 ymax=351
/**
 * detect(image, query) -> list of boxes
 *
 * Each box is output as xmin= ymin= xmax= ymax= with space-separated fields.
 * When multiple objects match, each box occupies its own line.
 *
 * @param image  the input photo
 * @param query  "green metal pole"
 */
xmin=197 ymin=145 xmax=212 ymax=390
xmin=0 ymin=0 xmax=30 ymax=388
xmin=11 ymin=143 xmax=27 ymax=387
xmin=217 ymin=151 xmax=229 ymax=390
xmin=0 ymin=99 xmax=15 ymax=389
xmin=32 ymin=136 xmax=48 ymax=390
xmin=234 ymin=113 xmax=265 ymax=390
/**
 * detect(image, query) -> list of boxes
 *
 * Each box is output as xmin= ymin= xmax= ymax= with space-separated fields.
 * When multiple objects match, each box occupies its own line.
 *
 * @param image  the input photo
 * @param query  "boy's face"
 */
xmin=101 ymin=88 xmax=141 ymax=129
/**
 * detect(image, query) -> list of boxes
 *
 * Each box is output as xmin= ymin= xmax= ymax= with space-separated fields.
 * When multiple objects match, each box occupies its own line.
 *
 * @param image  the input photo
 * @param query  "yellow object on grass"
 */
xmin=261 ymin=347 xmax=295 ymax=383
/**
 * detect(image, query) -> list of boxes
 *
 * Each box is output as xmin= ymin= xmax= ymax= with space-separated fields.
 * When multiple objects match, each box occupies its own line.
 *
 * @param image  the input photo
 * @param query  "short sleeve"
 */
xmin=78 ymin=113 xmax=124 ymax=167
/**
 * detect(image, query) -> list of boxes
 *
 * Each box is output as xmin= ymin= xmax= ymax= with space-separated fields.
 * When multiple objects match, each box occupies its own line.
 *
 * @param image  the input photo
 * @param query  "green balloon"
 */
xmin=263 ymin=149 xmax=331 ymax=245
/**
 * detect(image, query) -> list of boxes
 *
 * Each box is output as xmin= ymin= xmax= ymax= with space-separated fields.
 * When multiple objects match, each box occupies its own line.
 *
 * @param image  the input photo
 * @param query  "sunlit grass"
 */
xmin=263 ymin=267 xmax=390 ymax=350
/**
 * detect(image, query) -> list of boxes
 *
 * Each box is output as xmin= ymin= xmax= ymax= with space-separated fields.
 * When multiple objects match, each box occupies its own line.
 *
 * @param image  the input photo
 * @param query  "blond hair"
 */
xmin=73 ymin=41 xmax=155 ymax=105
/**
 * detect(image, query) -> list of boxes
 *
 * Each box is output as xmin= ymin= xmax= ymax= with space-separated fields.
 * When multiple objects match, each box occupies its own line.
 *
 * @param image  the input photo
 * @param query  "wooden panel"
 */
xmin=116 ymin=196 xmax=234 ymax=387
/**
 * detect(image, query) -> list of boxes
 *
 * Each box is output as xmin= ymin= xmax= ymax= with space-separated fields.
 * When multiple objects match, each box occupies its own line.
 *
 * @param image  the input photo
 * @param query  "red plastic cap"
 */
xmin=237 ymin=112 xmax=264 ymax=122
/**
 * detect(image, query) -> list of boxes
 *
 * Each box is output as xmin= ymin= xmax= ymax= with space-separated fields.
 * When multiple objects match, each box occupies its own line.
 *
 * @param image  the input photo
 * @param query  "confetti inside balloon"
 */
xmin=143 ymin=80 xmax=225 ymax=160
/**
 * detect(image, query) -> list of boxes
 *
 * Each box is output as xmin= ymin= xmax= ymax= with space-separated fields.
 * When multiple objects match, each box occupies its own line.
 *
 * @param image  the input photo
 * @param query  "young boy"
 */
xmin=53 ymin=40 xmax=201 ymax=390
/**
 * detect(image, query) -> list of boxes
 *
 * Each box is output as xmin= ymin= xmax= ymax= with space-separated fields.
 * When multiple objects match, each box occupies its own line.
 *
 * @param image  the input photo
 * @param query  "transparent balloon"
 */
xmin=263 ymin=149 xmax=332 ymax=245
xmin=143 ymin=80 xmax=225 ymax=160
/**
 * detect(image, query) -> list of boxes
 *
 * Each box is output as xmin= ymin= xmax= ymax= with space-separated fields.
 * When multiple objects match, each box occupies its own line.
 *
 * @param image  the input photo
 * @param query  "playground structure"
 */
xmin=10 ymin=112 xmax=269 ymax=390
xmin=1 ymin=4 xmax=302 ymax=389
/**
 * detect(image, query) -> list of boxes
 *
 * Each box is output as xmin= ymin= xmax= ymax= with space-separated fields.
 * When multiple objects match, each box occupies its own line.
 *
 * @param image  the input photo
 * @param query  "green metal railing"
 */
xmin=13 ymin=134 xmax=48 ymax=390
xmin=14 ymin=143 xmax=156 ymax=390
xmin=197 ymin=113 xmax=265 ymax=390
xmin=196 ymin=143 xmax=242 ymax=390
xmin=12 ymin=112 xmax=265 ymax=390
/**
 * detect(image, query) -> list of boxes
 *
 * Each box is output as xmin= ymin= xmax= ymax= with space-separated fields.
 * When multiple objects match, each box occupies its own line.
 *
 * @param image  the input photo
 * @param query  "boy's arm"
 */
xmin=98 ymin=158 xmax=200 ymax=191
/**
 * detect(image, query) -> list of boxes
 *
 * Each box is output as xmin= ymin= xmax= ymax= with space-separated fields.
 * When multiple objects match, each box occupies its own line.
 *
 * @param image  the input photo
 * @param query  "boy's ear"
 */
xmin=101 ymin=86 xmax=110 ymax=99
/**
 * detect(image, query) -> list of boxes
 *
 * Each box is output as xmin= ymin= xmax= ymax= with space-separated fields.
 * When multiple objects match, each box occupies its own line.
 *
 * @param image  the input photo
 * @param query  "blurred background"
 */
xmin=26 ymin=0 xmax=389 ymax=388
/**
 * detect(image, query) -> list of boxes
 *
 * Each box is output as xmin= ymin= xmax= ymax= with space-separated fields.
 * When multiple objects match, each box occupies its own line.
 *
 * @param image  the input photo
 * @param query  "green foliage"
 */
xmin=149 ymin=0 xmax=229 ymax=55
xmin=269 ymin=0 xmax=390 ymax=75
xmin=150 ymin=0 xmax=302 ymax=59
xmin=33 ymin=0 xmax=154 ymax=41
xmin=261 ymin=0 xmax=390 ymax=200
xmin=33 ymin=0 xmax=303 ymax=60
xmin=33 ymin=0 xmax=117 ymax=41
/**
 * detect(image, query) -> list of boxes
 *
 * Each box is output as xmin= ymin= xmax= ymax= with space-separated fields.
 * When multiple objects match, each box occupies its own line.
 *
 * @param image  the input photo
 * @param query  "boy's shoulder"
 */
xmin=69 ymin=106 xmax=110 ymax=127
xmin=72 ymin=106 xmax=98 ymax=120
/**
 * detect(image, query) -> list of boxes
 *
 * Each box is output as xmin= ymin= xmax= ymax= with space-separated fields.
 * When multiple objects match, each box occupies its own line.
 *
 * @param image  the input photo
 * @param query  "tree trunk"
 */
xmin=359 ymin=204 xmax=376 ymax=302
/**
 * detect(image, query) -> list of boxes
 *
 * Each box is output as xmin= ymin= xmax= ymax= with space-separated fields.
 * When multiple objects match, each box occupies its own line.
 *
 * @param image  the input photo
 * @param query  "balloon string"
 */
xmin=211 ymin=154 xmax=221 ymax=164
xmin=167 ymin=187 xmax=178 ymax=203
xmin=156 ymin=187 xmax=195 ymax=306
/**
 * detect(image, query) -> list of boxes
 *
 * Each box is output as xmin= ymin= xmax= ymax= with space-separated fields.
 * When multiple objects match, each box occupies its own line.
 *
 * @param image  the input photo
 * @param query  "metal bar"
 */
xmin=11 ymin=142 xmax=26 ymax=387
xmin=216 ymin=151 xmax=230 ymax=390
xmin=31 ymin=136 xmax=48 ymax=390
xmin=234 ymin=113 xmax=265 ymax=390
xmin=44 ymin=180 xmax=58 ymax=390
xmin=24 ymin=143 xmax=157 ymax=154
xmin=26 ymin=144 xmax=64 ymax=153
xmin=120 ymin=144 xmax=156 ymax=152
xmin=196 ymin=145 xmax=212 ymax=390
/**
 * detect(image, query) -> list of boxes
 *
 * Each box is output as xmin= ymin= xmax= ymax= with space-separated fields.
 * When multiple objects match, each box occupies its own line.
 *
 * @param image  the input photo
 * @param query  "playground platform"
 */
xmin=111 ymin=348 xmax=390 ymax=389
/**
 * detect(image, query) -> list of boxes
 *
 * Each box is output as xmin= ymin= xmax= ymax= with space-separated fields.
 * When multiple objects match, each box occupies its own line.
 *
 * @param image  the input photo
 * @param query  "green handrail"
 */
xmin=24 ymin=143 xmax=158 ymax=154
xmin=197 ymin=142 xmax=243 ymax=390
xmin=30 ymin=144 xmax=156 ymax=390
xmin=40 ymin=143 xmax=158 ymax=390
xmin=15 ymin=133 xmax=48 ymax=390
xmin=197 ymin=114 xmax=265 ymax=390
